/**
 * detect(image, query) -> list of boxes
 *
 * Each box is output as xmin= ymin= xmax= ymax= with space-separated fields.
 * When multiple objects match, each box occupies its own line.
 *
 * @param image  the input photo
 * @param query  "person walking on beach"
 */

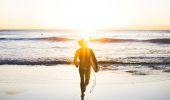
xmin=73 ymin=39 xmax=99 ymax=99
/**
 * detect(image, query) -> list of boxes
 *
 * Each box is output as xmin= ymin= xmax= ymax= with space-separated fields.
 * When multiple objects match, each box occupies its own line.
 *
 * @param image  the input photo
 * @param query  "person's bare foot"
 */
xmin=81 ymin=94 xmax=84 ymax=100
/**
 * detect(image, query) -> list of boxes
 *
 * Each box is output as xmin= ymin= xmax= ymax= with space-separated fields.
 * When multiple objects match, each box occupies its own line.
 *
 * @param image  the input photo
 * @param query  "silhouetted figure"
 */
xmin=73 ymin=39 xmax=98 ymax=100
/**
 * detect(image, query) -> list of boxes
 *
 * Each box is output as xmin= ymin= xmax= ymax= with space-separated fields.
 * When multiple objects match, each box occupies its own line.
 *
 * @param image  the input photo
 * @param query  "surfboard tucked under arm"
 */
xmin=90 ymin=50 xmax=99 ymax=72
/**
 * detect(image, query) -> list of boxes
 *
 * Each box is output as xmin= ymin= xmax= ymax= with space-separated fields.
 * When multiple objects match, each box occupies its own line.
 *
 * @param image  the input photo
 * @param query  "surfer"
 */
xmin=73 ymin=39 xmax=99 ymax=99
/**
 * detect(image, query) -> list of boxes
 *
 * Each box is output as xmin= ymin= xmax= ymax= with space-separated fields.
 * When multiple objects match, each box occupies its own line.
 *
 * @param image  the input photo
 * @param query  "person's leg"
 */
xmin=85 ymin=69 xmax=91 ymax=87
xmin=79 ymin=68 xmax=85 ymax=96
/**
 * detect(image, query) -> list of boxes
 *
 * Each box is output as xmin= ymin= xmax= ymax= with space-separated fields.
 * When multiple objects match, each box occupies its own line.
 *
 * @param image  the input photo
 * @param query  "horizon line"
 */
xmin=0 ymin=25 xmax=170 ymax=31
xmin=0 ymin=28 xmax=170 ymax=31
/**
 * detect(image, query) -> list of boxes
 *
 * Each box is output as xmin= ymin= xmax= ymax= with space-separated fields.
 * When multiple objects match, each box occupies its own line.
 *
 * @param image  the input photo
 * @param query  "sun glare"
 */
xmin=80 ymin=29 xmax=95 ymax=48
xmin=0 ymin=0 xmax=170 ymax=30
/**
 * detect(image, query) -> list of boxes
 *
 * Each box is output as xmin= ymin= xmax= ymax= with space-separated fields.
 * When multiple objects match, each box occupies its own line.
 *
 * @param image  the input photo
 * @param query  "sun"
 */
xmin=79 ymin=29 xmax=95 ymax=48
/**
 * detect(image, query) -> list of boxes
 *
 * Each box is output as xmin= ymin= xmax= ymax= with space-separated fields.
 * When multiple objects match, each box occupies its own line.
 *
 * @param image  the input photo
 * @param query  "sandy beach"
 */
xmin=0 ymin=65 xmax=170 ymax=100
xmin=1 ymin=0 xmax=170 ymax=99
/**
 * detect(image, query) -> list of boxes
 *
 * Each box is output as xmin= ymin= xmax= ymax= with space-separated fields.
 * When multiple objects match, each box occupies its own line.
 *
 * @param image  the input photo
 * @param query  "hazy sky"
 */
xmin=0 ymin=0 xmax=170 ymax=30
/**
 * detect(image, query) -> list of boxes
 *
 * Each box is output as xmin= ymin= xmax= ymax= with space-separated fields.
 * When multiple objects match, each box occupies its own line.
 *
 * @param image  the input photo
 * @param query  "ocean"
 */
xmin=0 ymin=30 xmax=170 ymax=67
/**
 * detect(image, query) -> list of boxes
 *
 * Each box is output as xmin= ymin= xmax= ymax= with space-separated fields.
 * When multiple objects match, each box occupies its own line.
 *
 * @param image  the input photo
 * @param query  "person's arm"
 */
xmin=73 ymin=49 xmax=79 ymax=68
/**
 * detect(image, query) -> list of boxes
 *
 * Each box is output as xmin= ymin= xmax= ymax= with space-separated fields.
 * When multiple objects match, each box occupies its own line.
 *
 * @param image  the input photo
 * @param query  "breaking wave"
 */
xmin=0 ymin=58 xmax=170 ymax=65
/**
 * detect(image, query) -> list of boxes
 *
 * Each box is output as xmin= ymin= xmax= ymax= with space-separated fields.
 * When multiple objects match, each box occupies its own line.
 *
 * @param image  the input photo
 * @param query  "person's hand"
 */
xmin=75 ymin=64 xmax=78 ymax=68
xmin=95 ymin=65 xmax=100 ymax=72
xmin=72 ymin=61 xmax=78 ymax=68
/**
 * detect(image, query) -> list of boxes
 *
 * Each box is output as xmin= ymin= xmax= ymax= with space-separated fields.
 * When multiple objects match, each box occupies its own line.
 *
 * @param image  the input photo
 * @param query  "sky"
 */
xmin=0 ymin=0 xmax=170 ymax=30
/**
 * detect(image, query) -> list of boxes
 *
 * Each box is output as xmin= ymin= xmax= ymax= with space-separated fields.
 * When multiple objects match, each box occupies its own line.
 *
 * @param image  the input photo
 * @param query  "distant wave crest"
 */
xmin=0 ymin=37 xmax=170 ymax=44
xmin=91 ymin=38 xmax=170 ymax=44
xmin=0 ymin=37 xmax=72 ymax=41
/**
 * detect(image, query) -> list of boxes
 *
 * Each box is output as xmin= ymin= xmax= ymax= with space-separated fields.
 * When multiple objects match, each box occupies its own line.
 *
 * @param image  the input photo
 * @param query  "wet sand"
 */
xmin=0 ymin=65 xmax=170 ymax=100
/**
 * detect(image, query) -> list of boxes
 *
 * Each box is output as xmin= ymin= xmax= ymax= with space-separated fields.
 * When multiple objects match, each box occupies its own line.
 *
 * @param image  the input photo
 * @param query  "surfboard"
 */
xmin=90 ymin=50 xmax=99 ymax=72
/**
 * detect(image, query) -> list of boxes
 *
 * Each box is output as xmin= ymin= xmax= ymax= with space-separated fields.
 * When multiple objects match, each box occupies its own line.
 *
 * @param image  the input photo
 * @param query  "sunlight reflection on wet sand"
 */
xmin=0 ymin=65 xmax=170 ymax=100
